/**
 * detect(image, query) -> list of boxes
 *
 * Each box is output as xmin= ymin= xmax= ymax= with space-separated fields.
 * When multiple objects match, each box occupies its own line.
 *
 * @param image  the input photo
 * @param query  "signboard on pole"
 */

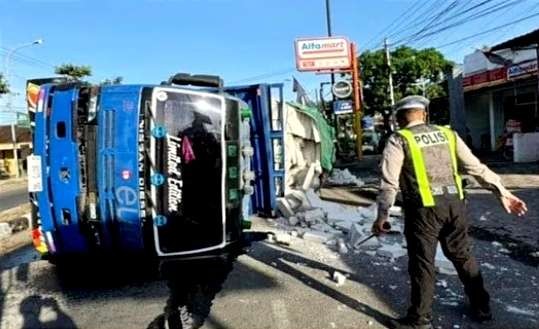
xmin=295 ymin=37 xmax=351 ymax=72
xmin=332 ymin=80 xmax=353 ymax=99
xmin=333 ymin=100 xmax=353 ymax=115
xmin=16 ymin=112 xmax=31 ymax=128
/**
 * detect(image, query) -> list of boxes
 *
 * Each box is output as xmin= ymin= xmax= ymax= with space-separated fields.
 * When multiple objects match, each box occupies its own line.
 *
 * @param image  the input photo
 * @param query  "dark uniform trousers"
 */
xmin=403 ymin=198 xmax=490 ymax=321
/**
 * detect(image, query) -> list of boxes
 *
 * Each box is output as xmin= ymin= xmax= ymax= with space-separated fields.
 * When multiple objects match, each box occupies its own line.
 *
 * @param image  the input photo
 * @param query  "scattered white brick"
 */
xmin=301 ymin=231 xmax=333 ymax=244
xmin=337 ymin=238 xmax=349 ymax=254
xmin=0 ymin=222 xmax=12 ymax=240
xmin=506 ymin=305 xmax=536 ymax=316
xmin=274 ymin=233 xmax=291 ymax=246
xmin=333 ymin=271 xmax=347 ymax=286
xmin=491 ymin=241 xmax=503 ymax=248
xmin=288 ymin=216 xmax=299 ymax=226
xmin=482 ymin=262 xmax=496 ymax=270
xmin=376 ymin=242 xmax=407 ymax=259
xmin=327 ymin=168 xmax=364 ymax=187
xmin=325 ymin=239 xmax=337 ymax=247
xmin=276 ymin=198 xmax=295 ymax=218
xmin=299 ymin=208 xmax=327 ymax=223
xmin=499 ymin=248 xmax=511 ymax=254
xmin=436 ymin=280 xmax=448 ymax=288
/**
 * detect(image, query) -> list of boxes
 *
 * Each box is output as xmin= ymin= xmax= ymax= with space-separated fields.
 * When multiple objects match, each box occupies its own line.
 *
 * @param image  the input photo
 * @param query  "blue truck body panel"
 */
xmin=97 ymin=85 xmax=146 ymax=252
xmin=48 ymin=87 xmax=88 ymax=253
xmin=225 ymin=84 xmax=285 ymax=217
xmin=33 ymin=85 xmax=55 ymax=233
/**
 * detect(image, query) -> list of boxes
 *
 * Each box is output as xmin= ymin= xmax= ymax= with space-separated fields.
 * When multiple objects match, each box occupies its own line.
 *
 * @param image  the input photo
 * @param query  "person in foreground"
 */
xmin=372 ymin=95 xmax=528 ymax=329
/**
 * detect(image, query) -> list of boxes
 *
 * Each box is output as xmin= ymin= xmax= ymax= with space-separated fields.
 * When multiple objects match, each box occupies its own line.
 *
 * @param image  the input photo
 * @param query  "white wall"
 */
xmin=463 ymin=48 xmax=537 ymax=76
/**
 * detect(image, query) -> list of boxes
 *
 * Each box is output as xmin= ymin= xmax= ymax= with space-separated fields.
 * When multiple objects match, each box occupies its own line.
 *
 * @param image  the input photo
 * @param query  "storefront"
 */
xmin=0 ymin=125 xmax=32 ymax=177
xmin=462 ymin=29 xmax=539 ymax=153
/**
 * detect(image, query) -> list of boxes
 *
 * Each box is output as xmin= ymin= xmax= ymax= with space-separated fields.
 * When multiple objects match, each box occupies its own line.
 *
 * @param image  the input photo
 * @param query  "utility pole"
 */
xmin=384 ymin=38 xmax=395 ymax=106
xmin=325 ymin=0 xmax=335 ymax=100
xmin=414 ymin=77 xmax=428 ymax=97
xmin=3 ymin=38 xmax=43 ymax=178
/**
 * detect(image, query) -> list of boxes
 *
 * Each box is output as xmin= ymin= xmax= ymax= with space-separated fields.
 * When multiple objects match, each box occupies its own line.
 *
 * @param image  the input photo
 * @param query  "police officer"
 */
xmin=372 ymin=95 xmax=528 ymax=329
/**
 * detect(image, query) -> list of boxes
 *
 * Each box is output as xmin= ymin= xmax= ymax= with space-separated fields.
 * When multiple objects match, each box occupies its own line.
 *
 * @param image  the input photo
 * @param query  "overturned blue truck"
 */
xmin=26 ymin=74 xmax=285 ymax=261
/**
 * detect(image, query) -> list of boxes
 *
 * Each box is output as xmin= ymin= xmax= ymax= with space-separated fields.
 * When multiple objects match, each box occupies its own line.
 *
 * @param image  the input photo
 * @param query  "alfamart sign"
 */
xmin=295 ymin=37 xmax=351 ymax=71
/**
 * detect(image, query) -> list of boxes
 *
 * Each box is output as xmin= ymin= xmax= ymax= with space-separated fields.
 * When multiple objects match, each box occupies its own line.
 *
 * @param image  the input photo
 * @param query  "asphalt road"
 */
xmin=0 ymin=186 xmax=28 ymax=212
xmin=0 ymin=218 xmax=537 ymax=329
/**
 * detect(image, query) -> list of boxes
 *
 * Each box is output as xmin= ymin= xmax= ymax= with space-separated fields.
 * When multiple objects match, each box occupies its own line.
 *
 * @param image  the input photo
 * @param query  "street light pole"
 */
xmin=3 ymin=38 xmax=43 ymax=178
xmin=325 ymin=0 xmax=333 ymax=37
xmin=325 ymin=0 xmax=336 ymax=101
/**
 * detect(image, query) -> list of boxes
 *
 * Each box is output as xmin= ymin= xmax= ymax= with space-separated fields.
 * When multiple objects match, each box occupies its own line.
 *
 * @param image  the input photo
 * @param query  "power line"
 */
xmin=443 ymin=0 xmax=533 ymax=56
xmin=435 ymin=11 xmax=539 ymax=48
xmin=404 ymin=0 xmax=460 ymax=44
xmin=363 ymin=0 xmax=424 ymax=49
xmin=385 ymin=0 xmax=453 ymax=42
xmin=0 ymin=47 xmax=55 ymax=70
xmin=414 ymin=0 xmax=517 ymax=48
xmin=228 ymin=67 xmax=295 ymax=84
xmin=394 ymin=0 xmax=526 ymax=46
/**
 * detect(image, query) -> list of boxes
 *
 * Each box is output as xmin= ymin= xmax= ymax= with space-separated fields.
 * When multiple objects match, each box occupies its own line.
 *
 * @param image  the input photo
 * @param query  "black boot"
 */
xmin=470 ymin=304 xmax=493 ymax=323
xmin=391 ymin=316 xmax=433 ymax=329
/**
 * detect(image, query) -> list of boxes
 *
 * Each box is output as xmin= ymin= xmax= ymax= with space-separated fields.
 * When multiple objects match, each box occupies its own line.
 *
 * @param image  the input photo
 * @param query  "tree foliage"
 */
xmin=360 ymin=46 xmax=452 ymax=114
xmin=100 ymin=76 xmax=123 ymax=86
xmin=55 ymin=64 xmax=92 ymax=80
xmin=0 ymin=73 xmax=9 ymax=95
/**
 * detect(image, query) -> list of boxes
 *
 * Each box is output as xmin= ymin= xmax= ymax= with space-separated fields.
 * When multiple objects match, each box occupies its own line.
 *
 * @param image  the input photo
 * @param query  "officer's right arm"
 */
xmin=455 ymin=134 xmax=528 ymax=216
xmin=376 ymin=134 xmax=404 ymax=221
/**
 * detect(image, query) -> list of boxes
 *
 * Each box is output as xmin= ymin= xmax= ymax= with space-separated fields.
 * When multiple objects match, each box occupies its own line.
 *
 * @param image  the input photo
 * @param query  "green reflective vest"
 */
xmin=397 ymin=125 xmax=464 ymax=207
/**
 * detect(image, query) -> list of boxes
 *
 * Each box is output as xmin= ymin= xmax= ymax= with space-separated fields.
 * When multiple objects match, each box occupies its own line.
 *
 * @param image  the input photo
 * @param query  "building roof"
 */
xmin=491 ymin=28 xmax=539 ymax=51
xmin=0 ymin=125 xmax=31 ymax=144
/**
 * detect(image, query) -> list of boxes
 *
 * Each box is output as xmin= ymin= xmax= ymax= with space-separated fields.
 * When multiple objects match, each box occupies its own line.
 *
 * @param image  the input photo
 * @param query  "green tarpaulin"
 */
xmin=287 ymin=102 xmax=336 ymax=171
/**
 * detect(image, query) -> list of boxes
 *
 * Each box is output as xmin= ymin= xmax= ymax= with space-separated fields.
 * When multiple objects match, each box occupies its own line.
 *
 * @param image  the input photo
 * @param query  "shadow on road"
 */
xmin=250 ymin=242 xmax=396 ymax=328
xmin=19 ymin=295 xmax=78 ymax=329
xmin=147 ymin=254 xmax=237 ymax=329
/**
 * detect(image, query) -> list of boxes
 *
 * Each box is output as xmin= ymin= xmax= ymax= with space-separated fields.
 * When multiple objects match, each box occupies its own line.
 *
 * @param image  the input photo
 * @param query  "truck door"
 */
xmin=149 ymin=87 xmax=226 ymax=256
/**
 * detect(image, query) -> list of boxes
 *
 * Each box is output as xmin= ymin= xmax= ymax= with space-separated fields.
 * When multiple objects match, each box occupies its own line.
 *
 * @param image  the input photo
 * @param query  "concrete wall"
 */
xmin=514 ymin=132 xmax=539 ymax=162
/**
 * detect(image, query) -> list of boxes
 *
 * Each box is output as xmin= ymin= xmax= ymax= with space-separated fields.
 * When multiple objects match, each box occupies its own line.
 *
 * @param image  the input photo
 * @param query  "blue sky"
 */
xmin=1 ymin=0 xmax=539 ymax=123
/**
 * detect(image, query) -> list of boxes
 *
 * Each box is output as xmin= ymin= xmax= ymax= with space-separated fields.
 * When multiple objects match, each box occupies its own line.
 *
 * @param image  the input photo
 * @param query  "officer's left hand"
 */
xmin=500 ymin=192 xmax=528 ymax=217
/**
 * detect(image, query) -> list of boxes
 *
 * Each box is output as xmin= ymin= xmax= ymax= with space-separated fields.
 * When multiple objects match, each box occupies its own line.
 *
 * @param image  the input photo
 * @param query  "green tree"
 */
xmin=360 ymin=46 xmax=452 ymax=114
xmin=55 ymin=64 xmax=92 ymax=80
xmin=100 ymin=76 xmax=123 ymax=85
xmin=0 ymin=73 xmax=9 ymax=96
